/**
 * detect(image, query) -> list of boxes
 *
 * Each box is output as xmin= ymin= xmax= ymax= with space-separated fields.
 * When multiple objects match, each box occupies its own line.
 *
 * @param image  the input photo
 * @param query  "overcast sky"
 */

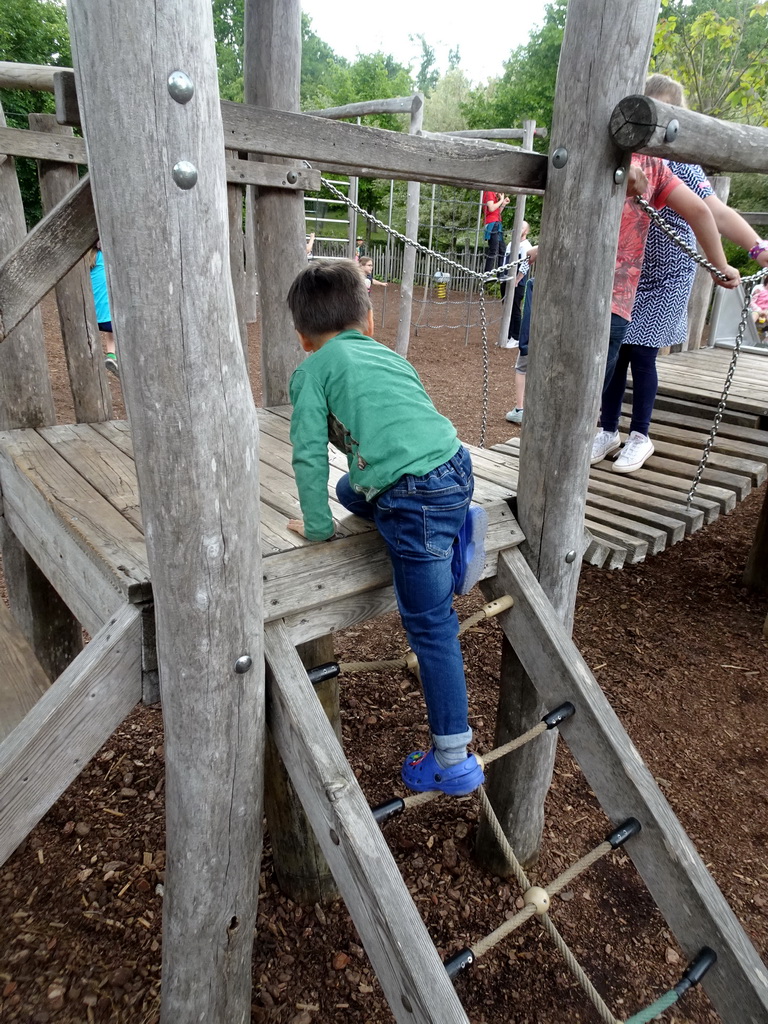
xmin=301 ymin=0 xmax=552 ymax=87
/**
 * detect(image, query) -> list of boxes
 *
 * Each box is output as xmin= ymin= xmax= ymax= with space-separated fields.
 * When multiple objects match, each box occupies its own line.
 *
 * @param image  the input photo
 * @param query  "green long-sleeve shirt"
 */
xmin=289 ymin=329 xmax=460 ymax=541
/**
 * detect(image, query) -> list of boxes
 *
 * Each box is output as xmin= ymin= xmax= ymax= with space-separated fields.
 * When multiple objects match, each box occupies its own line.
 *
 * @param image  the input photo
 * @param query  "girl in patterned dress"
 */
xmin=597 ymin=75 xmax=768 ymax=474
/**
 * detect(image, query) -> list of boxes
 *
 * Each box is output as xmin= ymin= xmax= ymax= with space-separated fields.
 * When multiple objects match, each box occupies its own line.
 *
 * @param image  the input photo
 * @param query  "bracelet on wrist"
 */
xmin=748 ymin=240 xmax=768 ymax=261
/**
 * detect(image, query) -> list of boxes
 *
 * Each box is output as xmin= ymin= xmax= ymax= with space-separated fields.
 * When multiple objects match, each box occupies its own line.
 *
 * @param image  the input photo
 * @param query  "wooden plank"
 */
xmin=487 ymin=547 xmax=768 ymax=1024
xmin=646 ymin=444 xmax=760 ymax=493
xmin=636 ymin=391 xmax=760 ymax=429
xmin=0 ymin=430 xmax=151 ymax=626
xmin=583 ymin=518 xmax=648 ymax=563
xmin=0 ymin=174 xmax=97 ymax=343
xmin=264 ymin=621 xmax=470 ymax=1024
xmin=585 ymin=492 xmax=684 ymax=546
xmin=0 ymin=125 xmax=87 ymax=164
xmin=622 ymin=400 xmax=768 ymax=443
xmin=587 ymin=476 xmax=702 ymax=535
xmin=38 ymin=423 xmax=143 ymax=529
xmin=261 ymin=499 xmax=521 ymax=624
xmin=590 ymin=467 xmax=719 ymax=525
xmin=221 ymin=101 xmax=548 ymax=193
xmin=653 ymin=380 xmax=768 ymax=418
xmin=591 ymin=463 xmax=735 ymax=515
xmin=611 ymin=94 xmax=768 ymax=174
xmin=0 ymin=599 xmax=50 ymax=742
xmin=0 ymin=603 xmax=142 ymax=869
xmin=583 ymin=531 xmax=626 ymax=570
xmin=30 ymin=114 xmax=112 ymax=425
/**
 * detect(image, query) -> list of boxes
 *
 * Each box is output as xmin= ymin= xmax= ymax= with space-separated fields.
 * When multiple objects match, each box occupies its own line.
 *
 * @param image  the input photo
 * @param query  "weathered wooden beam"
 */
xmin=424 ymin=126 xmax=548 ymax=140
xmin=265 ymin=621 xmax=470 ymax=1024
xmin=0 ymin=125 xmax=87 ymax=164
xmin=307 ymin=95 xmax=419 ymax=119
xmin=30 ymin=114 xmax=112 ymax=424
xmin=488 ymin=0 xmax=661 ymax=868
xmin=487 ymin=546 xmax=768 ymax=1024
xmin=68 ymin=2 xmax=266 ymax=1021
xmin=610 ymin=95 xmax=768 ymax=174
xmin=2 ymin=63 xmax=546 ymax=191
xmin=221 ymin=101 xmax=548 ymax=192
xmin=738 ymin=211 xmax=768 ymax=226
xmin=0 ymin=603 xmax=142 ymax=869
xmin=0 ymin=61 xmax=61 ymax=91
xmin=0 ymin=598 xmax=50 ymax=743
xmin=0 ymin=174 xmax=97 ymax=343
xmin=0 ymin=128 xmax=320 ymax=191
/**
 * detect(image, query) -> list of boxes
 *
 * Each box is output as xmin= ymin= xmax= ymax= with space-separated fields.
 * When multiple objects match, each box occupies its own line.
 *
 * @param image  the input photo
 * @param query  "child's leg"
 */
xmin=336 ymin=473 xmax=375 ymax=521
xmin=600 ymin=342 xmax=632 ymax=433
xmin=627 ymin=345 xmax=659 ymax=437
xmin=373 ymin=449 xmax=476 ymax=751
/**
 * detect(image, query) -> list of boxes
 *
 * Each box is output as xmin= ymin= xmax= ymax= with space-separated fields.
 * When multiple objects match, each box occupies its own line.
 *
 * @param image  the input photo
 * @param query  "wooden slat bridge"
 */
xmin=486 ymin=347 xmax=768 ymax=570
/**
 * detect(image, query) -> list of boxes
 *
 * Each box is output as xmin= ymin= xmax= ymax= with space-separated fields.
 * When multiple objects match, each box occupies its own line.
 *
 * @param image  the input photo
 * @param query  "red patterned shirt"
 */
xmin=612 ymin=155 xmax=680 ymax=320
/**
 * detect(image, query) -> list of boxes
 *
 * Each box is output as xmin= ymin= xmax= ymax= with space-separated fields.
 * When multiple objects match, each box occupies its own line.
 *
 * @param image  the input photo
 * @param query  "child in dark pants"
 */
xmin=286 ymin=259 xmax=487 ymax=796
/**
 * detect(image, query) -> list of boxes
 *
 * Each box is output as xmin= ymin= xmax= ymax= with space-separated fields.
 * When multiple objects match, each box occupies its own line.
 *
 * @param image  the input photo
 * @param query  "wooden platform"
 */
xmin=488 ymin=348 xmax=768 ymax=570
xmin=0 ymin=409 xmax=523 ymax=647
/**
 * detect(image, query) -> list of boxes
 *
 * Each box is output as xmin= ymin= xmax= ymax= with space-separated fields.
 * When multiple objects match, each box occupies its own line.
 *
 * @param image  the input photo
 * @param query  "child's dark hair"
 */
xmin=287 ymin=259 xmax=371 ymax=338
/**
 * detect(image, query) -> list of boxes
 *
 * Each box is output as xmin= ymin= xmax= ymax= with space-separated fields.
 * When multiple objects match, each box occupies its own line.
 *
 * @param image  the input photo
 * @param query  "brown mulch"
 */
xmin=0 ymin=288 xmax=766 ymax=1024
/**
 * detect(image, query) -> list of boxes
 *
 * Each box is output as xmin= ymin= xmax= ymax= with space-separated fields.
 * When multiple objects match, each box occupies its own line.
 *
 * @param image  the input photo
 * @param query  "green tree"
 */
xmin=0 ymin=0 xmax=72 ymax=224
xmin=462 ymin=0 xmax=564 ymax=136
xmin=651 ymin=0 xmax=768 ymax=124
xmin=301 ymin=12 xmax=348 ymax=110
xmin=412 ymin=34 xmax=439 ymax=96
xmin=212 ymin=0 xmax=244 ymax=101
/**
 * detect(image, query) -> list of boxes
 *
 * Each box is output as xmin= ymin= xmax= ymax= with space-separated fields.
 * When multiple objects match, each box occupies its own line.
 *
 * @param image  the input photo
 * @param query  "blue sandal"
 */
xmin=401 ymin=748 xmax=484 ymax=796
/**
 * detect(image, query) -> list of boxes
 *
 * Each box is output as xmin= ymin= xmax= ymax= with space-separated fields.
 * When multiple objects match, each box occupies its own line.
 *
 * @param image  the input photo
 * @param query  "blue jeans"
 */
xmin=484 ymin=223 xmax=505 ymax=275
xmin=600 ymin=342 xmax=659 ymax=436
xmin=336 ymin=446 xmax=474 ymax=743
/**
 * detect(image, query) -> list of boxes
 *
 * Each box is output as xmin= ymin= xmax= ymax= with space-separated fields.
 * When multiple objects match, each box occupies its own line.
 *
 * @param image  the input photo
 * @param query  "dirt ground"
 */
xmin=0 ymin=287 xmax=766 ymax=1024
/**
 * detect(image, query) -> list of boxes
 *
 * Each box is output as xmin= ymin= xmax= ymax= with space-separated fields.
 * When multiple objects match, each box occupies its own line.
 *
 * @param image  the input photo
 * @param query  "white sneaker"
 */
xmin=505 ymin=408 xmax=523 ymax=424
xmin=590 ymin=429 xmax=621 ymax=465
xmin=613 ymin=431 xmax=654 ymax=473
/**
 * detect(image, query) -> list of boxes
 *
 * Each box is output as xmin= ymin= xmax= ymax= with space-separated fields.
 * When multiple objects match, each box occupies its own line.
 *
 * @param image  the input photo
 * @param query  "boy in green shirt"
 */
xmin=286 ymin=260 xmax=486 ymax=796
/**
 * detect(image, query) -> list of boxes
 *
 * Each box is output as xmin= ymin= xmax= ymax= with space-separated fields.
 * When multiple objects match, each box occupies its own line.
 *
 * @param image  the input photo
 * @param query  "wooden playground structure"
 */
xmin=1 ymin=0 xmax=767 ymax=1021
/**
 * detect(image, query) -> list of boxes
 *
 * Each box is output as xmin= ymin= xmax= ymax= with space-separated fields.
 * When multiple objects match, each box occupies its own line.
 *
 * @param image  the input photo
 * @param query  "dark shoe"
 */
xmin=401 ymin=748 xmax=484 ymax=795
xmin=105 ymin=353 xmax=119 ymax=377
xmin=452 ymin=506 xmax=488 ymax=595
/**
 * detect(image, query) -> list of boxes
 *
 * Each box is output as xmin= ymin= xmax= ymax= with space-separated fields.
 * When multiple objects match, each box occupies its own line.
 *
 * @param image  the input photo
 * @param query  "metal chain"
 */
xmin=322 ymin=176 xmax=523 ymax=284
xmin=686 ymin=279 xmax=756 ymax=507
xmin=321 ymin=175 xmax=516 ymax=448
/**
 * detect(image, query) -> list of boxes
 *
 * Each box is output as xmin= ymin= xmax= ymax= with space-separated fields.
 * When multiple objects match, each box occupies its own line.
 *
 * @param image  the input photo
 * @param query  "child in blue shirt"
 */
xmin=286 ymin=259 xmax=487 ymax=796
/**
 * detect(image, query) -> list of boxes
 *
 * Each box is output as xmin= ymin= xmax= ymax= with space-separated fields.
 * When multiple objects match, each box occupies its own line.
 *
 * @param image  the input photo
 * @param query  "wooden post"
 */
xmin=226 ymin=149 xmax=248 ymax=359
xmin=0 ymin=99 xmax=83 ymax=682
xmin=687 ymin=176 xmax=730 ymax=350
xmin=29 ymin=113 xmax=112 ymax=423
xmin=498 ymin=119 xmax=536 ymax=347
xmin=395 ymin=94 xmax=424 ymax=357
xmin=66 ymin=2 xmax=265 ymax=1021
xmin=263 ymin=635 xmax=340 ymax=903
xmin=478 ymin=0 xmax=661 ymax=868
xmin=244 ymin=0 xmax=306 ymax=407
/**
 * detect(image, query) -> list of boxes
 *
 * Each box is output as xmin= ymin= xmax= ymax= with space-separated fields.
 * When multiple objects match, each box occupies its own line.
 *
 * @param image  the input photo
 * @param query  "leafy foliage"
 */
xmin=651 ymin=0 xmax=768 ymax=124
xmin=0 ymin=0 xmax=72 ymax=225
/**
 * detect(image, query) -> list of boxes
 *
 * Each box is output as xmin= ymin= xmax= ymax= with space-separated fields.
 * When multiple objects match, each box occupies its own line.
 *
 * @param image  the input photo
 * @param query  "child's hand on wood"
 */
xmin=287 ymin=518 xmax=307 ymax=537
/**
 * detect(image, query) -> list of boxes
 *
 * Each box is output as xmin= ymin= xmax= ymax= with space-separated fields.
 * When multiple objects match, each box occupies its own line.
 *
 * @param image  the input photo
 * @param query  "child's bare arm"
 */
xmin=666 ymin=184 xmax=740 ymax=289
